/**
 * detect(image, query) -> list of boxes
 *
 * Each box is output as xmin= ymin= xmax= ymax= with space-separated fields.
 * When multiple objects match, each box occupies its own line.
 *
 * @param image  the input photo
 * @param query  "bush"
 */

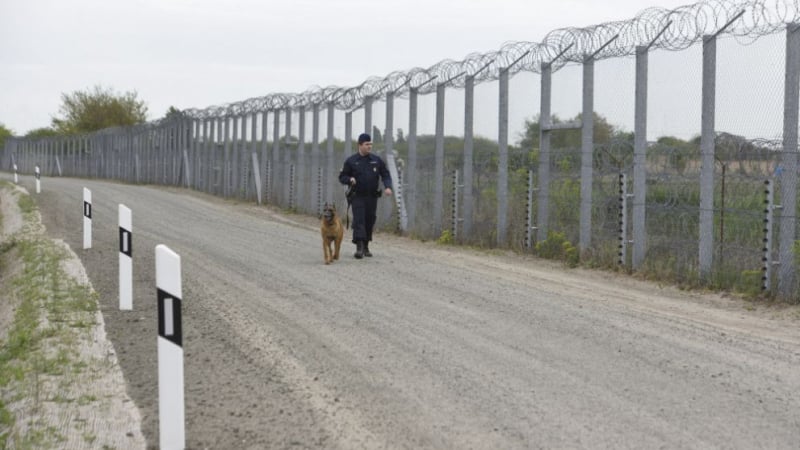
xmin=535 ymin=231 xmax=579 ymax=267
xmin=437 ymin=230 xmax=454 ymax=245
xmin=735 ymin=269 xmax=764 ymax=298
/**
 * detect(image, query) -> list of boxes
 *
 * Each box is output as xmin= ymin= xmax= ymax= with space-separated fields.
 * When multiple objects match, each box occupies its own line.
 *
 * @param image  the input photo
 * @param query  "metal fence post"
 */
xmin=779 ymin=22 xmax=800 ymax=296
xmin=699 ymin=34 xmax=717 ymax=279
xmin=498 ymin=68 xmax=510 ymax=246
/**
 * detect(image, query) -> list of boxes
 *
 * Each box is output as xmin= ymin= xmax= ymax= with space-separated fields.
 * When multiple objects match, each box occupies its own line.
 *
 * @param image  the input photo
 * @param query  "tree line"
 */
xmin=0 ymin=85 xmax=152 ymax=149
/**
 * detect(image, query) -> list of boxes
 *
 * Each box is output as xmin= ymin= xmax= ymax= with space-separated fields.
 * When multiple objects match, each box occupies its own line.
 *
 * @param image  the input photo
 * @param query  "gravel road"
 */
xmin=8 ymin=174 xmax=800 ymax=449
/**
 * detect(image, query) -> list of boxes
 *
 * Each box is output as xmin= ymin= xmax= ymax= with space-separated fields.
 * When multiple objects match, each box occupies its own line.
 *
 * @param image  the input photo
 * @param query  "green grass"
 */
xmin=0 ymin=185 xmax=103 ymax=449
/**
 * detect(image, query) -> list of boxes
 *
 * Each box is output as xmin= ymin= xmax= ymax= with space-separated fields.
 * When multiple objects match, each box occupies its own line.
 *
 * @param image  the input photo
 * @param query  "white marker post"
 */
xmin=119 ymin=204 xmax=133 ymax=310
xmin=83 ymin=188 xmax=92 ymax=249
xmin=156 ymin=245 xmax=185 ymax=450
xmin=34 ymin=165 xmax=41 ymax=193
xmin=13 ymin=164 xmax=18 ymax=184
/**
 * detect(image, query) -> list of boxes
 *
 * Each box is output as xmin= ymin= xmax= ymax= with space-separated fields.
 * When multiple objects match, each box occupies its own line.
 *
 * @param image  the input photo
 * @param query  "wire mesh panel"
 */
xmin=6 ymin=1 xmax=800 ymax=300
xmin=643 ymin=140 xmax=703 ymax=283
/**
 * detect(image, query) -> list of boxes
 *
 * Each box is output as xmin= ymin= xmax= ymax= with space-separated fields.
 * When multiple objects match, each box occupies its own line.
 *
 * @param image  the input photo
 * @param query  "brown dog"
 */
xmin=320 ymin=203 xmax=344 ymax=264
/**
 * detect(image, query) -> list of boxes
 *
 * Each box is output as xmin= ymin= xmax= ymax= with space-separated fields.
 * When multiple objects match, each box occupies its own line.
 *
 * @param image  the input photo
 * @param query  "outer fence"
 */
xmin=3 ymin=0 xmax=800 ymax=300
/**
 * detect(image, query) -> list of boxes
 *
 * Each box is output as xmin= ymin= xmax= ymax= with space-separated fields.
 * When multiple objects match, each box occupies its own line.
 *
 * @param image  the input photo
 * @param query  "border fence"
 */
xmin=3 ymin=0 xmax=800 ymax=301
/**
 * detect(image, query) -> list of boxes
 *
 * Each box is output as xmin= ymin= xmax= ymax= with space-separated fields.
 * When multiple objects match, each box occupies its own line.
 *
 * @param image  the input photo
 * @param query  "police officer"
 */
xmin=339 ymin=133 xmax=393 ymax=259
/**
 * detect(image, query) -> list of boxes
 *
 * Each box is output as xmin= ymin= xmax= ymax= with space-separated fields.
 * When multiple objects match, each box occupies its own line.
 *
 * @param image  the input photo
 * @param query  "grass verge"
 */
xmin=0 ymin=184 xmax=104 ymax=449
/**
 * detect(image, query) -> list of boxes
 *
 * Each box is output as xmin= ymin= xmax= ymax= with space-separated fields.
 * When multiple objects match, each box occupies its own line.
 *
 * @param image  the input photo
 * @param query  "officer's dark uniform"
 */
xmin=339 ymin=149 xmax=392 ymax=257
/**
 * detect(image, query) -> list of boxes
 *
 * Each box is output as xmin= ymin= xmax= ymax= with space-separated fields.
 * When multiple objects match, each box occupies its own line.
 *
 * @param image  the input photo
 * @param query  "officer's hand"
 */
xmin=350 ymin=177 xmax=356 ymax=185
xmin=384 ymin=188 xmax=392 ymax=196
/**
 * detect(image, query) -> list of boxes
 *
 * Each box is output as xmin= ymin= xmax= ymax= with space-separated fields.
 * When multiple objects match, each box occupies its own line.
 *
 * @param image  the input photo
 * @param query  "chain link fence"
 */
xmin=3 ymin=0 xmax=800 ymax=301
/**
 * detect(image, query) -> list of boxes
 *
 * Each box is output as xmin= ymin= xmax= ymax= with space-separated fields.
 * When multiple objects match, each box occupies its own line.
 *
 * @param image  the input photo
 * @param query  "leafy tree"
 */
xmin=652 ymin=134 xmax=699 ymax=174
xmin=51 ymin=85 xmax=148 ymax=134
xmin=0 ymin=123 xmax=12 ymax=150
xmin=372 ymin=125 xmax=382 ymax=144
xmin=396 ymin=128 xmax=405 ymax=144
xmin=517 ymin=112 xmax=618 ymax=152
xmin=164 ymin=106 xmax=183 ymax=120
xmin=25 ymin=127 xmax=59 ymax=138
xmin=656 ymin=135 xmax=690 ymax=148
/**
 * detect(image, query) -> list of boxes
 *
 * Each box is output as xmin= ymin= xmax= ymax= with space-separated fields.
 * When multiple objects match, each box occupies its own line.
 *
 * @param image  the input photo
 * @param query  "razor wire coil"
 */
xmin=168 ymin=0 xmax=800 ymax=122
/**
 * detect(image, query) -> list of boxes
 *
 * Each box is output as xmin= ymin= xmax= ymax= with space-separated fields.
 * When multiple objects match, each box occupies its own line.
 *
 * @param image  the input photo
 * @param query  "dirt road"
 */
xmin=9 ymin=174 xmax=800 ymax=449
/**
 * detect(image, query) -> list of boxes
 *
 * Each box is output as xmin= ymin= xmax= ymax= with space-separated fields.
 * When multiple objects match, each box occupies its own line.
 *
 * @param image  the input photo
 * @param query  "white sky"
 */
xmin=0 ymin=0 xmax=705 ymax=136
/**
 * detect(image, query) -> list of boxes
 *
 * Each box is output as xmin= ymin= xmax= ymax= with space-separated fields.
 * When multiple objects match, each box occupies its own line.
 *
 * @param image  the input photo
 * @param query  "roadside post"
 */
xmin=156 ymin=244 xmax=185 ymax=450
xmin=119 ymin=204 xmax=132 ymax=310
xmin=83 ymin=188 xmax=92 ymax=249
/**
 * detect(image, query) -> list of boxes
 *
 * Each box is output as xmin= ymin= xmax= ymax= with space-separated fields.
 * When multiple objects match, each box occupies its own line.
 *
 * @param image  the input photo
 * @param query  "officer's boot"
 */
xmin=363 ymin=241 xmax=372 ymax=257
xmin=354 ymin=241 xmax=364 ymax=259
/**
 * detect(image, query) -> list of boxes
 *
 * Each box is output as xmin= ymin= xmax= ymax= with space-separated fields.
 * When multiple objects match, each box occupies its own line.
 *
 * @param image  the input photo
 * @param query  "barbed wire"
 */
xmin=175 ymin=0 xmax=799 ymax=122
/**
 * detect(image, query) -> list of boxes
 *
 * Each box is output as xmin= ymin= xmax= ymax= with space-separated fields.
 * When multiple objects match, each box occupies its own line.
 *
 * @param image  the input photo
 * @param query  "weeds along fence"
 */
xmin=4 ymin=0 xmax=800 ymax=301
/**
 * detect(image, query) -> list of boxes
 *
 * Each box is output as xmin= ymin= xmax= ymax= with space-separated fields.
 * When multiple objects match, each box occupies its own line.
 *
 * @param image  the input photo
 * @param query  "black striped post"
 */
xmin=119 ymin=204 xmax=132 ymax=310
xmin=618 ymin=173 xmax=627 ymax=266
xmin=155 ymin=244 xmax=185 ymax=450
xmin=526 ymin=169 xmax=536 ymax=250
xmin=34 ymin=165 xmax=41 ymax=193
xmin=762 ymin=179 xmax=775 ymax=291
xmin=83 ymin=188 xmax=92 ymax=249
xmin=13 ymin=163 xmax=18 ymax=184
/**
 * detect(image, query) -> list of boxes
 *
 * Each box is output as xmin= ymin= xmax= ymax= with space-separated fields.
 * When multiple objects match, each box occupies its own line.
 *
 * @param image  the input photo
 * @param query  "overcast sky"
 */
xmin=1 ymin=0 xmax=701 ymax=136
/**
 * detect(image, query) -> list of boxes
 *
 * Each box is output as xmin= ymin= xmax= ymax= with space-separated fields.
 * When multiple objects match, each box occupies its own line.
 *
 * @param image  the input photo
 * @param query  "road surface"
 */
xmin=12 ymin=175 xmax=800 ymax=449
